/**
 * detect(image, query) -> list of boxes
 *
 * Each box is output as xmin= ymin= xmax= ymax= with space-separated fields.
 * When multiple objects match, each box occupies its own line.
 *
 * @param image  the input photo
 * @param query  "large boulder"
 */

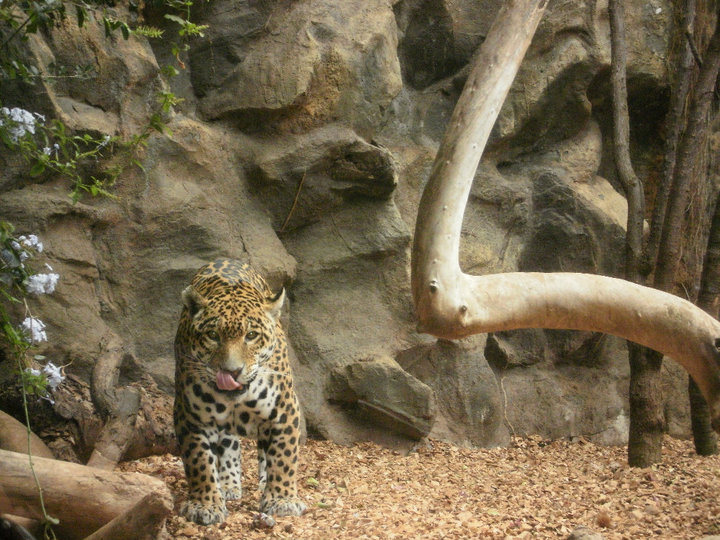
xmin=397 ymin=337 xmax=509 ymax=448
xmin=327 ymin=356 xmax=436 ymax=440
xmin=189 ymin=0 xmax=402 ymax=134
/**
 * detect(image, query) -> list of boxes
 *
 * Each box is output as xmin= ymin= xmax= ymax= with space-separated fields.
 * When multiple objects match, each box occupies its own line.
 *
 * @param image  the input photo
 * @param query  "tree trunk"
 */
xmin=410 ymin=0 xmax=720 ymax=433
xmin=651 ymin=8 xmax=720 ymax=457
xmin=645 ymin=0 xmax=697 ymax=273
xmin=627 ymin=346 xmax=665 ymax=466
xmin=609 ymin=0 xmax=644 ymax=283
xmin=0 ymin=449 xmax=173 ymax=540
xmin=609 ymin=0 xmax=665 ymax=467
xmin=690 ymin=192 xmax=720 ymax=455
xmin=653 ymin=16 xmax=720 ymax=292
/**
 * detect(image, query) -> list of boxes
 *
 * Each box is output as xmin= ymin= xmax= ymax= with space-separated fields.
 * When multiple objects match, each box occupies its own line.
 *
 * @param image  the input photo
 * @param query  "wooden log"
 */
xmin=83 ymin=492 xmax=171 ymax=540
xmin=0 ymin=410 xmax=54 ymax=459
xmin=0 ymin=514 xmax=40 ymax=540
xmin=87 ymin=334 xmax=140 ymax=470
xmin=0 ymin=449 xmax=173 ymax=540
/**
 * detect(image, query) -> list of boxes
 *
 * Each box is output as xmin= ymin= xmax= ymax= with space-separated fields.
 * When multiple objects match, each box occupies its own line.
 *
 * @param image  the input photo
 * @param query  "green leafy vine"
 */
xmin=0 ymin=0 xmax=208 ymax=536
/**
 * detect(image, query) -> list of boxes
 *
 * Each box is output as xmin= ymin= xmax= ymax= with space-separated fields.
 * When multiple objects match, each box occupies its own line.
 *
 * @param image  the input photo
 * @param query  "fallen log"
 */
xmin=87 ymin=334 xmax=140 ymax=470
xmin=0 ymin=449 xmax=173 ymax=540
xmin=83 ymin=492 xmax=172 ymax=540
xmin=0 ymin=410 xmax=54 ymax=459
xmin=0 ymin=515 xmax=39 ymax=540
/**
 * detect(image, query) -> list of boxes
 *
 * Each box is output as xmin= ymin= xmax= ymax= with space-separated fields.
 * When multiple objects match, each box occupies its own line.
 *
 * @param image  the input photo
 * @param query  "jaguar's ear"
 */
xmin=265 ymin=288 xmax=285 ymax=321
xmin=182 ymin=286 xmax=207 ymax=319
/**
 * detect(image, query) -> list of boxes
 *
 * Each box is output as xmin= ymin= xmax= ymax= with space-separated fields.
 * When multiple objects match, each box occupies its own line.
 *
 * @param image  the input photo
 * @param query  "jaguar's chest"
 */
xmin=182 ymin=374 xmax=283 ymax=428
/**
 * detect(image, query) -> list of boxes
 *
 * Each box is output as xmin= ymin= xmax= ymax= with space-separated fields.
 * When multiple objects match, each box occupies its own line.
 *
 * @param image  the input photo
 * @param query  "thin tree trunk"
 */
xmin=654 ymin=17 xmax=720 ymax=292
xmin=690 ymin=192 xmax=720 ymax=455
xmin=645 ymin=0 xmax=697 ymax=273
xmin=626 ymin=347 xmax=665 ymax=466
xmin=609 ymin=0 xmax=664 ymax=467
xmin=651 ymin=8 xmax=720 ymax=457
xmin=609 ymin=0 xmax=644 ymax=283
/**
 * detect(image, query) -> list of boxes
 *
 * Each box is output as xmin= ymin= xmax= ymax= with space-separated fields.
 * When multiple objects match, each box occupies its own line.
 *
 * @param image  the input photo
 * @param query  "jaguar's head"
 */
xmin=181 ymin=282 xmax=284 ymax=391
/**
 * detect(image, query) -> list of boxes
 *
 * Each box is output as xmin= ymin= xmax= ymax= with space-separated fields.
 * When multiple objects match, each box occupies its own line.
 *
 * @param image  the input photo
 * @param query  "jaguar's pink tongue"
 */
xmin=216 ymin=370 xmax=242 ymax=391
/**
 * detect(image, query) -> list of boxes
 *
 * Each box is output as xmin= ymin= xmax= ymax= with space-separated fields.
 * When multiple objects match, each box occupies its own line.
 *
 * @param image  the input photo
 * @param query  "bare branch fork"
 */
xmin=410 ymin=0 xmax=720 ymax=431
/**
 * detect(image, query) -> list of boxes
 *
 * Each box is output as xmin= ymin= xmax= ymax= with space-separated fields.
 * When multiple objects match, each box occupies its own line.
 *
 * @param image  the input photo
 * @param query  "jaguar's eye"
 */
xmin=245 ymin=330 xmax=259 ymax=341
xmin=207 ymin=330 xmax=220 ymax=342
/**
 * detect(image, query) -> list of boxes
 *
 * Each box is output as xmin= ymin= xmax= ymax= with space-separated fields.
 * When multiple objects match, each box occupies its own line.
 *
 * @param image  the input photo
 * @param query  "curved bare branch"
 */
xmin=410 ymin=0 xmax=720 ymax=432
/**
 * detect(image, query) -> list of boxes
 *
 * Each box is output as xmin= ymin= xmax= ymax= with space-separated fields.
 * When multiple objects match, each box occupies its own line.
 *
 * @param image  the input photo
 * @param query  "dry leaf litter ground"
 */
xmin=120 ymin=436 xmax=720 ymax=539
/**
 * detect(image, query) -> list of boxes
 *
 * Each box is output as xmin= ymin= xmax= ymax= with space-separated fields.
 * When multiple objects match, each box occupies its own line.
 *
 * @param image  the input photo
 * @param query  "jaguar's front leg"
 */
xmin=258 ymin=404 xmax=306 ymax=517
xmin=178 ymin=429 xmax=227 ymax=525
xmin=216 ymin=432 xmax=243 ymax=501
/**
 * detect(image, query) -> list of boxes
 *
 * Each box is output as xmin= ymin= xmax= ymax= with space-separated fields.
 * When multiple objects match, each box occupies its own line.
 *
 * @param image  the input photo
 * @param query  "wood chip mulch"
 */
xmin=120 ymin=436 xmax=720 ymax=539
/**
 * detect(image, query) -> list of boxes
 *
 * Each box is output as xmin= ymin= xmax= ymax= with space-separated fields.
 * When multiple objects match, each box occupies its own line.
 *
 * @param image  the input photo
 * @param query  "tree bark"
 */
xmin=87 ymin=333 xmax=140 ymax=470
xmin=411 ymin=0 xmax=720 ymax=433
xmin=609 ymin=0 xmax=644 ymax=283
xmin=0 ymin=410 xmax=54 ymax=459
xmin=690 ymin=192 xmax=720 ymax=455
xmin=653 ymin=16 xmax=720 ymax=292
xmin=0 ymin=449 xmax=173 ymax=540
xmin=645 ymin=0 xmax=697 ymax=273
xmin=651 ymin=7 xmax=720 ymax=457
xmin=83 ymin=493 xmax=171 ymax=540
xmin=609 ymin=0 xmax=665 ymax=467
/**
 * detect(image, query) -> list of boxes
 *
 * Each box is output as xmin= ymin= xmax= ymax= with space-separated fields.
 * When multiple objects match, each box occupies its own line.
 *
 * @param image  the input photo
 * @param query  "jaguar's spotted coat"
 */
xmin=174 ymin=259 xmax=306 ymax=525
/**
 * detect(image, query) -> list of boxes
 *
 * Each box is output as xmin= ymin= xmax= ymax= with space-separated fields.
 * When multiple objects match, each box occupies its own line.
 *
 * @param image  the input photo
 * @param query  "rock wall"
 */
xmin=1 ymin=0 xmax=692 ymax=451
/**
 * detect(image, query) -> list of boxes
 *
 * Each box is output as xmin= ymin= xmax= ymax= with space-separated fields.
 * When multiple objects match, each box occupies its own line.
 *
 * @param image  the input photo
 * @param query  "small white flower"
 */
xmin=98 ymin=134 xmax=112 ymax=149
xmin=42 ymin=362 xmax=64 ymax=390
xmin=26 ymin=272 xmax=59 ymax=294
xmin=0 ymin=106 xmax=38 ymax=142
xmin=18 ymin=234 xmax=43 ymax=252
xmin=10 ymin=240 xmax=21 ymax=251
xmin=21 ymin=317 xmax=47 ymax=343
xmin=42 ymin=143 xmax=60 ymax=158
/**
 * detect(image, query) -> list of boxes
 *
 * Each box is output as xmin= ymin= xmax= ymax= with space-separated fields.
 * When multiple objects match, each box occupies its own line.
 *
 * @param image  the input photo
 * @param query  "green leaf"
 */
xmin=164 ymin=14 xmax=185 ymax=26
xmin=161 ymin=64 xmax=180 ymax=78
xmin=29 ymin=161 xmax=46 ymax=176
xmin=76 ymin=5 xmax=87 ymax=27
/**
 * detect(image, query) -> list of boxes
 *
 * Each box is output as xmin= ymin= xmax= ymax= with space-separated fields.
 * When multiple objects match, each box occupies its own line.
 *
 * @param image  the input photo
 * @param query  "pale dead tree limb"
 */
xmin=410 ymin=0 xmax=720 ymax=432
xmin=0 ymin=410 xmax=54 ymax=459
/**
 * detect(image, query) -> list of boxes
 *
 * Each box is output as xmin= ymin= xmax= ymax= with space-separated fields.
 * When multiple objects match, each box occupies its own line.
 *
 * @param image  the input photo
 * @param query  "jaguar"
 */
xmin=173 ymin=258 xmax=306 ymax=525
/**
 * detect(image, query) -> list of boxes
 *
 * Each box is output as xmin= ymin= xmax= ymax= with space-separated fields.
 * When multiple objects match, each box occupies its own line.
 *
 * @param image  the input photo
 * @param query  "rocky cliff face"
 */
xmin=1 ymin=0 xmax=691 ymax=451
